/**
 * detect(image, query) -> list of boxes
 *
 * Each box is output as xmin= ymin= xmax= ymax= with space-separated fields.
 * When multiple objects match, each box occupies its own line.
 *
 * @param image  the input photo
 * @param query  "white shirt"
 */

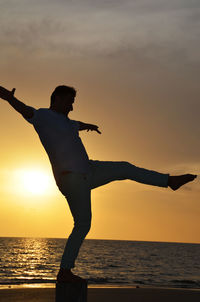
xmin=26 ymin=108 xmax=90 ymax=178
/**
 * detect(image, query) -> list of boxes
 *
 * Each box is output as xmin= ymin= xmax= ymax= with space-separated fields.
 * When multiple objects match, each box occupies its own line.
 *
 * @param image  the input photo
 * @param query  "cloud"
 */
xmin=1 ymin=0 xmax=200 ymax=61
xmin=1 ymin=0 xmax=200 ymax=159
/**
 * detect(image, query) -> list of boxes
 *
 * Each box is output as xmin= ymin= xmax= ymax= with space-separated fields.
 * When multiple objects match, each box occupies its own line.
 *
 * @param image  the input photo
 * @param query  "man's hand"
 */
xmin=0 ymin=86 xmax=16 ymax=101
xmin=0 ymin=86 xmax=35 ymax=119
xmin=79 ymin=121 xmax=101 ymax=134
xmin=86 ymin=124 xmax=101 ymax=134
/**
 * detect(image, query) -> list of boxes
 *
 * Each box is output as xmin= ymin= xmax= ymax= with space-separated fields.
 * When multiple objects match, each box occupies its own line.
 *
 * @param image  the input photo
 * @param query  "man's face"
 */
xmin=54 ymin=93 xmax=75 ymax=114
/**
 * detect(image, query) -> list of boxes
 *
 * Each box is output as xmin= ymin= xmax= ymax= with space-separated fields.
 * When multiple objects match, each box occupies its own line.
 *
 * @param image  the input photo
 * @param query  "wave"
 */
xmin=0 ymin=278 xmax=56 ymax=285
xmin=0 ymin=278 xmax=199 ymax=289
xmin=170 ymin=279 xmax=200 ymax=288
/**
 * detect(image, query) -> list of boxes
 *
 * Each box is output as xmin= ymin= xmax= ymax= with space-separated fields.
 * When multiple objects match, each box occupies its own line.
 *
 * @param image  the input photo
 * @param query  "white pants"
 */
xmin=57 ymin=160 xmax=169 ymax=269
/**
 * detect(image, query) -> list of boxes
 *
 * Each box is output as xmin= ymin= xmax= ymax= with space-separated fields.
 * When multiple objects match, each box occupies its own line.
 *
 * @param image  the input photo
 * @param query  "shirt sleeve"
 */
xmin=70 ymin=120 xmax=80 ymax=131
xmin=24 ymin=108 xmax=38 ymax=124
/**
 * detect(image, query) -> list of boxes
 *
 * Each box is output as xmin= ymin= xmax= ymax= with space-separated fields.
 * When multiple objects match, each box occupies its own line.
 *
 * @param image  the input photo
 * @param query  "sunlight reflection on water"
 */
xmin=0 ymin=237 xmax=200 ymax=289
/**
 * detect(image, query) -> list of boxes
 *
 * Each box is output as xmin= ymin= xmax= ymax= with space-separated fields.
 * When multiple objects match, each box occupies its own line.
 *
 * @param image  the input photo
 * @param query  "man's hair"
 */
xmin=50 ymin=85 xmax=77 ymax=106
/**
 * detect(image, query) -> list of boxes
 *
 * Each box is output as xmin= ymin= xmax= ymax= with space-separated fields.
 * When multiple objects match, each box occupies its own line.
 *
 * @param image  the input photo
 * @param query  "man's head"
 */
xmin=50 ymin=85 xmax=77 ymax=114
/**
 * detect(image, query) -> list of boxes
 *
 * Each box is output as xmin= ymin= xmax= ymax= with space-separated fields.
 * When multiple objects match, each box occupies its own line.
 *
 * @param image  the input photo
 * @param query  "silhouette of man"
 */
xmin=0 ymin=85 xmax=197 ymax=283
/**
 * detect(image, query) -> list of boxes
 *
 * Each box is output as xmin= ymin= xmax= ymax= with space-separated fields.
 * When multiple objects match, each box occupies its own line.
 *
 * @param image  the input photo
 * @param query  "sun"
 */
xmin=14 ymin=168 xmax=53 ymax=196
xmin=21 ymin=170 xmax=51 ymax=195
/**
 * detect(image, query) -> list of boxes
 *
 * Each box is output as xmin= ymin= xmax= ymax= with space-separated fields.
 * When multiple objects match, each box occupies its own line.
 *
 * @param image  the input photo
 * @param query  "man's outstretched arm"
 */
xmin=78 ymin=121 xmax=101 ymax=134
xmin=0 ymin=86 xmax=35 ymax=119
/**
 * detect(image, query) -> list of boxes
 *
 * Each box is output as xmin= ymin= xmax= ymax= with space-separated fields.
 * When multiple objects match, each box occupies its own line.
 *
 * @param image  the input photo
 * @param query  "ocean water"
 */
xmin=0 ymin=237 xmax=200 ymax=289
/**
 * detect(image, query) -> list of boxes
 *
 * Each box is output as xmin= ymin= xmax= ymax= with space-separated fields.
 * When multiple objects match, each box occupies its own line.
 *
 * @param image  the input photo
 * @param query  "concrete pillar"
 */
xmin=55 ymin=281 xmax=88 ymax=302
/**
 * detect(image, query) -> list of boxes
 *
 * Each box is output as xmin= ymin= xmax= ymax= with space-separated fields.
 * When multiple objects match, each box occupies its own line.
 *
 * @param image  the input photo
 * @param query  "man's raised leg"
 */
xmin=89 ymin=160 xmax=169 ymax=189
xmin=88 ymin=160 xmax=197 ymax=190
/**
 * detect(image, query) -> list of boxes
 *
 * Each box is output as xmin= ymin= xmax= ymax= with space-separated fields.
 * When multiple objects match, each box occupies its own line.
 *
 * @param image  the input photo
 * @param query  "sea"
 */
xmin=0 ymin=237 xmax=200 ymax=289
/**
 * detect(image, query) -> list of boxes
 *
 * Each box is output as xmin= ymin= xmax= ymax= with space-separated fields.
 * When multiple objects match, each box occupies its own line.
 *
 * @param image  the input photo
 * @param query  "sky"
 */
xmin=0 ymin=0 xmax=200 ymax=243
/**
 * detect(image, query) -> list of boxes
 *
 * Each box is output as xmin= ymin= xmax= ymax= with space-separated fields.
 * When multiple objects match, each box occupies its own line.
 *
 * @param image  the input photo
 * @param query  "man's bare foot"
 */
xmin=57 ymin=268 xmax=87 ymax=283
xmin=168 ymin=174 xmax=197 ymax=191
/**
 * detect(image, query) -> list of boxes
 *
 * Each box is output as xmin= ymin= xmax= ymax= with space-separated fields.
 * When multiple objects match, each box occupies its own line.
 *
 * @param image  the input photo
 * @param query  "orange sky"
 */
xmin=0 ymin=0 xmax=199 ymax=243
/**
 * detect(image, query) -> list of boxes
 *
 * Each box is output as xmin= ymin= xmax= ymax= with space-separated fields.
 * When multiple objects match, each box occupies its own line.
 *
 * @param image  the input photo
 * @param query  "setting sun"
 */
xmin=13 ymin=169 xmax=53 ymax=196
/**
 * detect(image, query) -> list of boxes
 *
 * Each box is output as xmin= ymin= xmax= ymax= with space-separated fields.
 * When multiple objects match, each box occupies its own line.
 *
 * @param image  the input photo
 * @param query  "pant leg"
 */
xmin=57 ymin=172 xmax=91 ymax=269
xmin=89 ymin=160 xmax=169 ymax=189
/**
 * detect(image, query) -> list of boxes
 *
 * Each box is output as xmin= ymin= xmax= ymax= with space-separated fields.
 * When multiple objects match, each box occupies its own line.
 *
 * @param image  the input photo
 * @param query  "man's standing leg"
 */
xmin=57 ymin=172 xmax=91 ymax=282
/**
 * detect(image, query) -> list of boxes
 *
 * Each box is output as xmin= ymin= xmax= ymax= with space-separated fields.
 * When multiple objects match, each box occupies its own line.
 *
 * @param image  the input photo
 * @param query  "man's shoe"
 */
xmin=57 ymin=268 xmax=86 ymax=283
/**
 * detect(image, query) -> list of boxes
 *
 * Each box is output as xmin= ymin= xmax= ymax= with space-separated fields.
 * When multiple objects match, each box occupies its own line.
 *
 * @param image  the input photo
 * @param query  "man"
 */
xmin=0 ymin=85 xmax=197 ymax=283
